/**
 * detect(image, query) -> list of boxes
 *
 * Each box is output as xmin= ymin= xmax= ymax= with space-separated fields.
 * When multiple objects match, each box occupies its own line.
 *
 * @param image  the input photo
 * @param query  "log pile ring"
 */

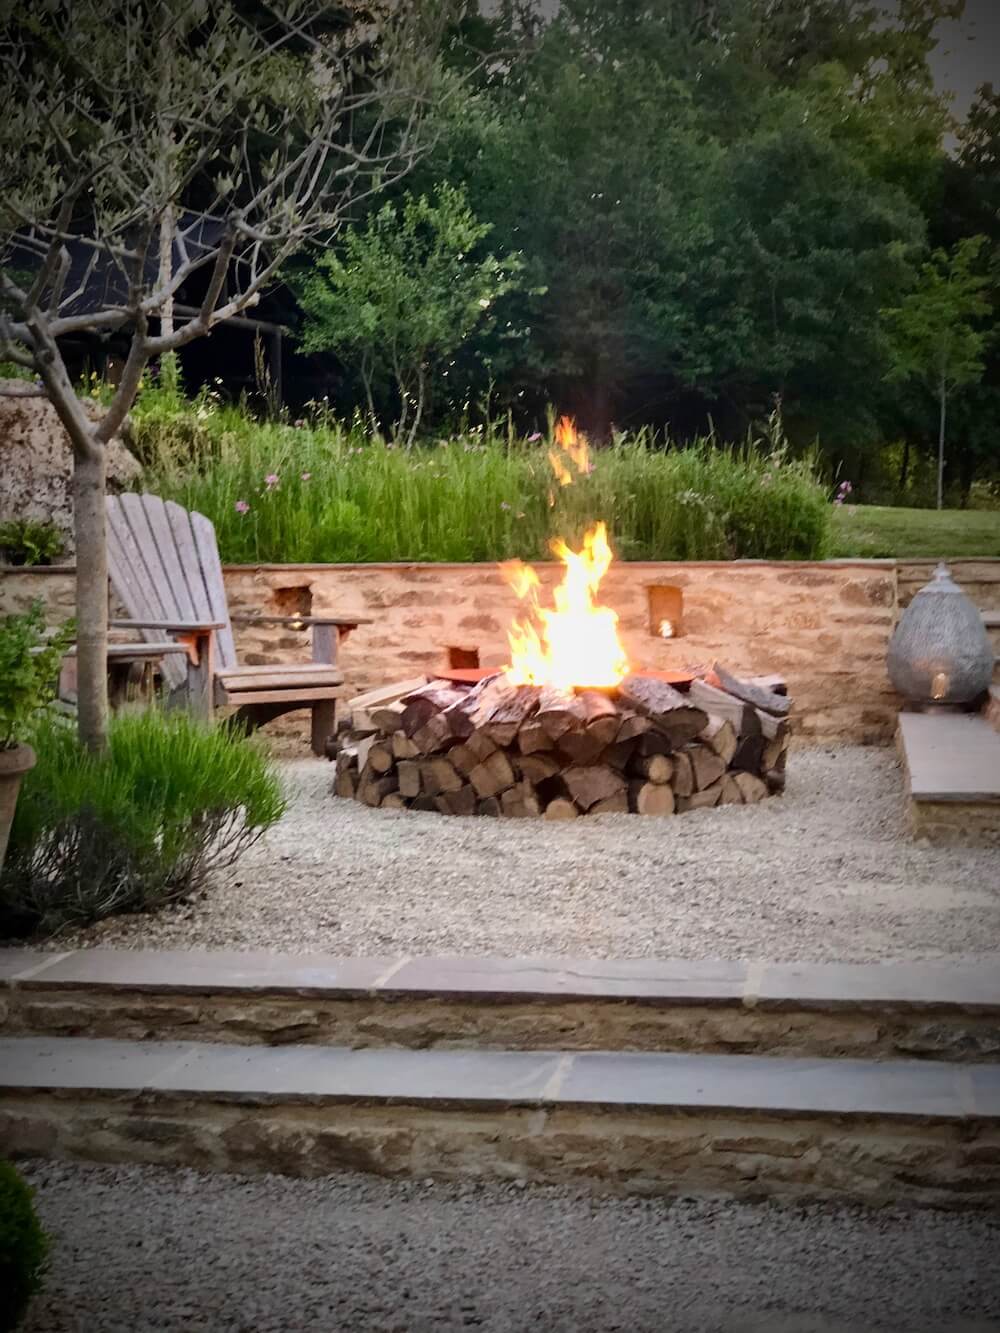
xmin=333 ymin=665 xmax=791 ymax=819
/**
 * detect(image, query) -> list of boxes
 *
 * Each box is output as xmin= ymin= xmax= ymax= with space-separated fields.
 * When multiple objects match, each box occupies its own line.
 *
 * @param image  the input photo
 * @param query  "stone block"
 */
xmin=24 ymin=948 xmax=396 ymax=996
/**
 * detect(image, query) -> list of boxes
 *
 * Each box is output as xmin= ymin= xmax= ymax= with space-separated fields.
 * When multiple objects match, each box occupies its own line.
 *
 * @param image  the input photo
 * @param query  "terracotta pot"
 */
xmin=0 ymin=743 xmax=35 ymax=872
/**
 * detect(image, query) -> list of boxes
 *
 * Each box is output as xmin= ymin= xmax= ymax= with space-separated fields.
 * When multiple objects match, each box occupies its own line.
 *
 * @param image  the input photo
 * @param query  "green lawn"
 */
xmin=830 ymin=505 xmax=1000 ymax=559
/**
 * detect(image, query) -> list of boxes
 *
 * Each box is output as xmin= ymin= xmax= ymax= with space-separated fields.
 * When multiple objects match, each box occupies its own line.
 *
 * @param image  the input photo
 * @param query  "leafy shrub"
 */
xmin=0 ymin=711 xmax=286 ymax=937
xmin=127 ymin=380 xmax=219 ymax=470
xmin=0 ymin=1160 xmax=49 ymax=1331
xmin=0 ymin=604 xmax=75 ymax=749
xmin=136 ymin=397 xmax=831 ymax=563
xmin=0 ymin=520 xmax=65 ymax=568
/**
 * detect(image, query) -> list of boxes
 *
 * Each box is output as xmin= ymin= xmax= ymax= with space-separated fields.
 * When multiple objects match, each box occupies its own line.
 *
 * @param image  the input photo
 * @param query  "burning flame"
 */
xmin=503 ymin=524 xmax=628 ymax=689
xmin=503 ymin=417 xmax=627 ymax=690
xmin=548 ymin=414 xmax=591 ymax=488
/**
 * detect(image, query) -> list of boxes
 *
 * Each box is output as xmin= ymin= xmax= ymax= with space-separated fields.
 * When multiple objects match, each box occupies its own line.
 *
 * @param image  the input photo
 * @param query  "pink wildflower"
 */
xmin=235 ymin=500 xmax=250 ymax=515
xmin=265 ymin=473 xmax=279 ymax=489
xmin=301 ymin=471 xmax=312 ymax=482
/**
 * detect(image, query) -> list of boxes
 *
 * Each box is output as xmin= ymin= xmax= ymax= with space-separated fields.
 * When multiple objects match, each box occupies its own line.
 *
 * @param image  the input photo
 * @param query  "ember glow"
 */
xmin=502 ymin=418 xmax=628 ymax=690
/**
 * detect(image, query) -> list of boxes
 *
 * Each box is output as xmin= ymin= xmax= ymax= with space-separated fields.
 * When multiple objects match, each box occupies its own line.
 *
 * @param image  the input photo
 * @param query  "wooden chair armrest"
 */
xmin=64 ymin=642 xmax=192 ymax=658
xmin=230 ymin=615 xmax=371 ymax=628
xmin=111 ymin=620 xmax=218 ymax=668
xmin=231 ymin=615 xmax=369 ymax=665
xmin=111 ymin=619 xmax=226 ymax=632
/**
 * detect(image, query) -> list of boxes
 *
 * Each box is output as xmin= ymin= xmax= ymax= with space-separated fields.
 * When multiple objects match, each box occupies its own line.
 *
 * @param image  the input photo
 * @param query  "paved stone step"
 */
xmin=3 ymin=948 xmax=1000 ymax=1060
xmin=2 ymin=1036 xmax=999 ymax=1207
xmin=897 ymin=711 xmax=1000 ymax=844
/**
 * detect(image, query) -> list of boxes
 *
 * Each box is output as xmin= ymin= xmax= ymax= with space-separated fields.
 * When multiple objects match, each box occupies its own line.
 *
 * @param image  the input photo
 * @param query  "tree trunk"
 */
xmin=157 ymin=204 xmax=178 ymax=395
xmin=937 ymin=377 xmax=947 ymax=511
xmin=407 ymin=364 xmax=426 ymax=448
xmin=73 ymin=446 xmax=109 ymax=752
xmin=898 ymin=436 xmax=910 ymax=493
xmin=360 ymin=356 xmax=378 ymax=432
xmin=589 ymin=369 xmax=613 ymax=441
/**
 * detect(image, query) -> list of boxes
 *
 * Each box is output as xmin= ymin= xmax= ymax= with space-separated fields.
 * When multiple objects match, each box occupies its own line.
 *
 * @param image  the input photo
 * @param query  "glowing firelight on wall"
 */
xmin=659 ymin=619 xmax=675 ymax=639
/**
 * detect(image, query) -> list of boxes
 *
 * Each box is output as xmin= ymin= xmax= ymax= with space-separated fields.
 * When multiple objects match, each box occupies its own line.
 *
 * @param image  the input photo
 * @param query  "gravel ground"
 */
xmin=60 ymin=746 xmax=1000 ymax=962
xmin=20 ymin=1160 xmax=1000 ymax=1333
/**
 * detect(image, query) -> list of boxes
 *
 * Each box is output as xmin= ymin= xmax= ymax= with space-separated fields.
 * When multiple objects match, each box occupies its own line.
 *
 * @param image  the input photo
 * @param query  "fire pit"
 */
xmin=335 ymin=664 xmax=790 ymax=818
xmin=334 ymin=418 xmax=791 ymax=817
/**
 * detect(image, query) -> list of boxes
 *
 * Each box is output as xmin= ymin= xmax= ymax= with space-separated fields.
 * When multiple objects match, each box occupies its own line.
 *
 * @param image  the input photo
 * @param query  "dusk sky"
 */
xmin=486 ymin=1 xmax=999 ymax=121
xmin=927 ymin=0 xmax=998 ymax=120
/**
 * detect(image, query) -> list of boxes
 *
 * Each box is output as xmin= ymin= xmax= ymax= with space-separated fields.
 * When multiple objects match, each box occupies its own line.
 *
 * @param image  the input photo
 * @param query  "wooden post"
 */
xmin=310 ymin=622 xmax=338 ymax=756
xmin=179 ymin=629 xmax=215 ymax=720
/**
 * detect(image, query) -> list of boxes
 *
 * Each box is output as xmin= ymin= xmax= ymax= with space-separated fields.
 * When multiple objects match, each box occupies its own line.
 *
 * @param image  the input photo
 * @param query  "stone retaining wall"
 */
xmin=6 ymin=985 xmax=999 ymax=1062
xmin=4 ymin=557 xmax=998 ymax=746
xmin=3 ymin=1091 xmax=998 ymax=1208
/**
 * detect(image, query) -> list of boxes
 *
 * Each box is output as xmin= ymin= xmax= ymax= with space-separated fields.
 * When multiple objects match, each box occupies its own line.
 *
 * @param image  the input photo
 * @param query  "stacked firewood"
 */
xmin=333 ymin=666 xmax=791 ymax=819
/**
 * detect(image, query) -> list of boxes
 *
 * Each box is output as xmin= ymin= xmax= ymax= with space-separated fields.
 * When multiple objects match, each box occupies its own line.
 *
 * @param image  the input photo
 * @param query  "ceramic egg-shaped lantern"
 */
xmin=887 ymin=562 xmax=994 ymax=707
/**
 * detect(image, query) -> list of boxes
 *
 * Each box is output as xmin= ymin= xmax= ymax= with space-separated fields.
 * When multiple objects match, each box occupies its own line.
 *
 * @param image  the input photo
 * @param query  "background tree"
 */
xmin=883 ymin=236 xmax=993 ymax=508
xmin=399 ymin=0 xmax=953 ymax=451
xmin=295 ymin=184 xmax=527 ymax=442
xmin=0 ymin=0 xmax=453 ymax=750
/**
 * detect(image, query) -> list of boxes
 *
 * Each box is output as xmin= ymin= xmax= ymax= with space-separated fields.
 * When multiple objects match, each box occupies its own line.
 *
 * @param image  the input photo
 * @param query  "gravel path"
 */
xmin=20 ymin=1160 xmax=1000 ymax=1333
xmin=62 ymin=747 xmax=1000 ymax=962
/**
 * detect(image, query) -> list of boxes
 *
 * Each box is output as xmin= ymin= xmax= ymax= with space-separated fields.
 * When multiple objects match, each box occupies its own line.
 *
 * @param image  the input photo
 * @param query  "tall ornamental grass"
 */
xmin=132 ymin=394 xmax=831 ymax=563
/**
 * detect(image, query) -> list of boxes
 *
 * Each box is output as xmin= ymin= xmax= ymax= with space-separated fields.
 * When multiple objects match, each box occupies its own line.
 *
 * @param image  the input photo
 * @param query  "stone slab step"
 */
xmin=2 ymin=1036 xmax=999 ymax=1207
xmin=897 ymin=711 xmax=1000 ymax=843
xmin=898 ymin=712 xmax=1000 ymax=802
xmin=3 ymin=948 xmax=1000 ymax=1061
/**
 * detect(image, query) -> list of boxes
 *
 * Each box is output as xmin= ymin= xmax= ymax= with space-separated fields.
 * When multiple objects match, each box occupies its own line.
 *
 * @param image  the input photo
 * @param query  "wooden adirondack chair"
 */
xmin=106 ymin=494 xmax=369 ymax=754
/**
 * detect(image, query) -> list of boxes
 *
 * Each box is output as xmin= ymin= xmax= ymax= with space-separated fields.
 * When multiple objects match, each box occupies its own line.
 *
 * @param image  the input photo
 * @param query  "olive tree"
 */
xmin=0 ymin=0 xmax=454 ymax=750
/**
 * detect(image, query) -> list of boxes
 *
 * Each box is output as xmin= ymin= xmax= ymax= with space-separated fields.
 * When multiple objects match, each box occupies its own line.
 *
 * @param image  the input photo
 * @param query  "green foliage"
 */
xmin=295 ymin=184 xmax=528 ymax=442
xmin=399 ymin=0 xmax=941 ymax=448
xmin=136 ymin=397 xmax=830 ymax=563
xmin=883 ymin=236 xmax=994 ymax=394
xmin=0 ymin=1161 xmax=48 ymax=1330
xmin=830 ymin=504 xmax=1000 ymax=559
xmin=0 ymin=604 xmax=74 ymax=750
xmin=0 ymin=711 xmax=286 ymax=937
xmin=127 ymin=379 xmax=220 ymax=469
xmin=0 ymin=520 xmax=64 ymax=568
xmin=0 ymin=362 xmax=34 ymax=382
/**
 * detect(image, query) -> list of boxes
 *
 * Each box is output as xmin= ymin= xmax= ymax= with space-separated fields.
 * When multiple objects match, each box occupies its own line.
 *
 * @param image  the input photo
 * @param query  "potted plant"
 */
xmin=0 ymin=603 xmax=74 ymax=870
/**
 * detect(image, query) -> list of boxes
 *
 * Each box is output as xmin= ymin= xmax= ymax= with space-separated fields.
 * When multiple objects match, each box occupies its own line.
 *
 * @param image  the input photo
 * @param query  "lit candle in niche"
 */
xmin=931 ymin=671 xmax=948 ymax=701
xmin=647 ymin=585 xmax=684 ymax=639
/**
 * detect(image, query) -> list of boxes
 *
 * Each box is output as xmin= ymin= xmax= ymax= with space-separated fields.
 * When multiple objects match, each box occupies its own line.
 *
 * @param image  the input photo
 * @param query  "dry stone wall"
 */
xmin=0 ymin=384 xmax=141 ymax=550
xmin=226 ymin=560 xmax=900 ymax=745
xmin=3 ymin=1092 xmax=998 ymax=1208
xmin=3 ymin=557 xmax=998 ymax=746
